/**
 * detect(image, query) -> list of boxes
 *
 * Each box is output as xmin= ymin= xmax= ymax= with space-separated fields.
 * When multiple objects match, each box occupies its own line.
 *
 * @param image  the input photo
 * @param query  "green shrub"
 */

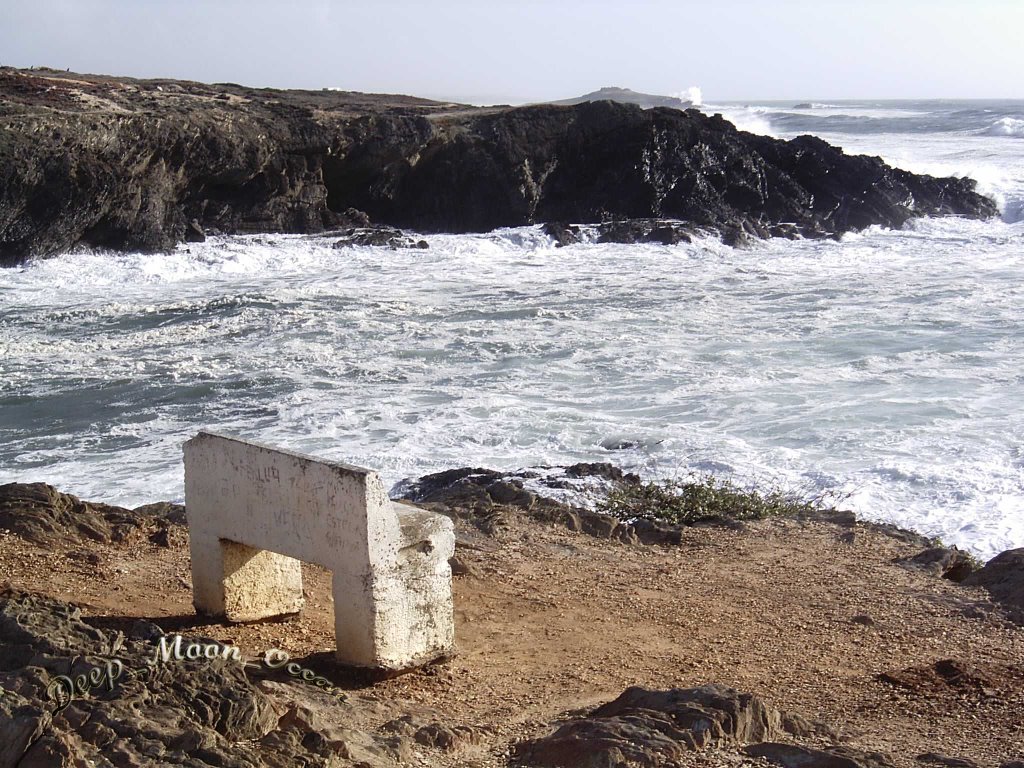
xmin=597 ymin=474 xmax=834 ymax=525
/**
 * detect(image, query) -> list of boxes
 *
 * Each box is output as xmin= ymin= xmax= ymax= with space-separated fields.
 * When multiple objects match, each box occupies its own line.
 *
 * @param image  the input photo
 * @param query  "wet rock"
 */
xmin=485 ymin=480 xmax=535 ymax=508
xmin=398 ymin=468 xmax=502 ymax=504
xmin=744 ymin=743 xmax=897 ymax=768
xmin=596 ymin=219 xmax=693 ymax=245
xmin=515 ymin=684 xmax=782 ymax=767
xmin=185 ymin=218 xmax=206 ymax=242
xmin=340 ymin=207 xmax=371 ymax=227
xmin=542 ymin=221 xmax=582 ymax=247
xmin=564 ymin=462 xmax=639 ymax=484
xmin=963 ymin=548 xmax=1024 ymax=621
xmin=332 ymin=226 xmax=428 ymax=249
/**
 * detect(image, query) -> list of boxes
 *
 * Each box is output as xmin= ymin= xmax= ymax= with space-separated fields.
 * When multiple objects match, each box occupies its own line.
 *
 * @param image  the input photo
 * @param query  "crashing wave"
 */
xmin=981 ymin=117 xmax=1024 ymax=137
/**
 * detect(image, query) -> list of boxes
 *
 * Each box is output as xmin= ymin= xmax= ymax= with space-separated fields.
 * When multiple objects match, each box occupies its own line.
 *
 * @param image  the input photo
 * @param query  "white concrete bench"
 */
xmin=182 ymin=432 xmax=455 ymax=672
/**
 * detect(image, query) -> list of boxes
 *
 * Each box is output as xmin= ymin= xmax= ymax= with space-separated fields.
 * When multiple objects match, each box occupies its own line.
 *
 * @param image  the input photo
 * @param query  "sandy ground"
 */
xmin=0 ymin=510 xmax=1021 ymax=767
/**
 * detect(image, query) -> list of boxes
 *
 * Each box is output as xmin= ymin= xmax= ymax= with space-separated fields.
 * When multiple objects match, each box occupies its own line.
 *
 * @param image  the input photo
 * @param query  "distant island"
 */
xmin=546 ymin=86 xmax=694 ymax=110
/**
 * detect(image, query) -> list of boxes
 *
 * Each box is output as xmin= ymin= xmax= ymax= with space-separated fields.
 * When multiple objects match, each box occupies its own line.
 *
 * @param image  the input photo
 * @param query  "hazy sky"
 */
xmin=3 ymin=0 xmax=1020 ymax=103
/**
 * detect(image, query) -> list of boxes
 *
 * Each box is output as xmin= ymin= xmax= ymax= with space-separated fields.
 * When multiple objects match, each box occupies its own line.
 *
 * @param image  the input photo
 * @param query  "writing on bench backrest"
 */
xmin=184 ymin=431 xmax=399 ymax=571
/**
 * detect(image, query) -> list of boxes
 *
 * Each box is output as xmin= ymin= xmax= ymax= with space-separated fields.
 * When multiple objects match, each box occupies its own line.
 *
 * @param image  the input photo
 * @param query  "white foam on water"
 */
xmin=2 ymin=103 xmax=1023 ymax=561
xmin=705 ymin=105 xmax=776 ymax=136
xmin=982 ymin=116 xmax=1024 ymax=137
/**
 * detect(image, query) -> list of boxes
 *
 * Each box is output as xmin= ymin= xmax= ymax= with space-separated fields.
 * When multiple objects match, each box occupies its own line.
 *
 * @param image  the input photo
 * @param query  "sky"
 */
xmin=2 ymin=0 xmax=1021 ymax=104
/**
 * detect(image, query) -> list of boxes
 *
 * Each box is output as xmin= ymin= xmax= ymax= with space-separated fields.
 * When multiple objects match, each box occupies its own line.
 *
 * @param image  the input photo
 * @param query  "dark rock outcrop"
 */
xmin=0 ymin=482 xmax=182 ymax=547
xmin=744 ymin=743 xmax=897 ymax=768
xmin=900 ymin=545 xmax=980 ymax=582
xmin=541 ymin=220 xmax=582 ymax=247
xmin=963 ymin=548 xmax=1024 ymax=621
xmin=332 ymin=226 xmax=429 ymax=249
xmin=596 ymin=219 xmax=694 ymax=245
xmin=0 ymin=590 xmax=455 ymax=767
xmin=915 ymin=753 xmax=981 ymax=768
xmin=514 ymin=684 xmax=783 ymax=767
xmin=0 ymin=68 xmax=998 ymax=265
xmin=876 ymin=658 xmax=1023 ymax=700
xmin=396 ymin=464 xmax=692 ymax=545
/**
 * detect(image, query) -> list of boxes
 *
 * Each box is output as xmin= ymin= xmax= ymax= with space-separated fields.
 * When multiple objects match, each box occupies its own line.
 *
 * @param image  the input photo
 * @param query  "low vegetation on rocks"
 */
xmin=597 ymin=474 xmax=836 ymax=525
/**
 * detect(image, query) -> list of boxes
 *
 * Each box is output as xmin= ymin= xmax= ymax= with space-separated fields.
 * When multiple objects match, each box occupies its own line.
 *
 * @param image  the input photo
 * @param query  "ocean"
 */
xmin=1 ymin=99 xmax=1022 ymax=560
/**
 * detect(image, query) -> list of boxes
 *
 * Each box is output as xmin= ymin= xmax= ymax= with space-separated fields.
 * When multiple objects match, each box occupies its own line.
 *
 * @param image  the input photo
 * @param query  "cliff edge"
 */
xmin=0 ymin=68 xmax=998 ymax=265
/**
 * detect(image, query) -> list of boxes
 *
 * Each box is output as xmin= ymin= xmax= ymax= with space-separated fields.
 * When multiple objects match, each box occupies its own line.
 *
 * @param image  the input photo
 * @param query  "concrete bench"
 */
xmin=182 ymin=432 xmax=455 ymax=672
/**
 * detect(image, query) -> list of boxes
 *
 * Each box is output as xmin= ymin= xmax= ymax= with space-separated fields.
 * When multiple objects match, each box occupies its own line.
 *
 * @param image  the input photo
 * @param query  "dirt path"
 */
xmin=1 ymin=511 xmax=1021 ymax=767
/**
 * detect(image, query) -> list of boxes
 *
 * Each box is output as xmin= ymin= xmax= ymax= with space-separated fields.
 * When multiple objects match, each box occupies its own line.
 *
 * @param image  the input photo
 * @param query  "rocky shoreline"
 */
xmin=0 ymin=469 xmax=1022 ymax=767
xmin=0 ymin=67 xmax=999 ymax=265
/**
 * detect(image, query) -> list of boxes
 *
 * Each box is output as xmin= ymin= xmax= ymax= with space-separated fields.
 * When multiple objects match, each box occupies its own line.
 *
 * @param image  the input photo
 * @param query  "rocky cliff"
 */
xmin=0 ymin=68 xmax=999 ymax=265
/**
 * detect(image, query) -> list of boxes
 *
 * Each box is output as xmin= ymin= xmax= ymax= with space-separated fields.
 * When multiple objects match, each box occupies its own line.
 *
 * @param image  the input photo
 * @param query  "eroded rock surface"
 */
xmin=963 ymin=548 xmax=1024 ymax=622
xmin=515 ymin=684 xmax=783 ymax=766
xmin=0 ymin=483 xmax=182 ymax=547
xmin=0 ymin=590 xmax=445 ymax=767
xmin=0 ymin=68 xmax=998 ymax=264
xmin=745 ymin=743 xmax=898 ymax=768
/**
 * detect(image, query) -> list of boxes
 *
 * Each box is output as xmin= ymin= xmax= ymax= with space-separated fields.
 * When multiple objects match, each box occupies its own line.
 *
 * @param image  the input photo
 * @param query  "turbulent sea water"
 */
xmin=2 ymin=99 xmax=1023 ymax=560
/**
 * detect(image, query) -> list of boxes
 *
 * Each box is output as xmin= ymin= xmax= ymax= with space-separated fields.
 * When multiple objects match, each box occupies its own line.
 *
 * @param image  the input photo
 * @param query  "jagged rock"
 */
xmin=900 ymin=546 xmax=979 ymax=582
xmin=563 ymin=462 xmax=639 ymax=484
xmin=515 ymin=685 xmax=782 ymax=767
xmin=0 ymin=483 xmax=181 ymax=547
xmin=380 ymin=714 xmax=482 ymax=751
xmin=332 ymin=226 xmax=428 ymax=249
xmin=744 ymin=743 xmax=897 ymax=768
xmin=0 ymin=69 xmax=997 ymax=265
xmin=542 ymin=221 xmax=582 ymax=247
xmin=0 ymin=590 xmax=415 ymax=767
xmin=596 ymin=219 xmax=693 ymax=245
xmin=398 ymin=468 xmax=503 ymax=505
xmin=398 ymin=464 xmax=740 ymax=547
xmin=185 ymin=218 xmax=206 ymax=242
xmin=876 ymin=658 xmax=1020 ymax=699
xmin=485 ymin=480 xmax=535 ymax=508
xmin=963 ymin=548 xmax=1024 ymax=621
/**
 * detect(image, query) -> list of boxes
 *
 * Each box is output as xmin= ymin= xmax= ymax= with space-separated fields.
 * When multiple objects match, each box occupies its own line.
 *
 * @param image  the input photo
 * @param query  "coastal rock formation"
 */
xmin=0 ymin=68 xmax=998 ymax=265
xmin=744 ymin=743 xmax=898 ymax=768
xmin=899 ymin=545 xmax=979 ymax=582
xmin=0 ymin=482 xmax=182 ymax=547
xmin=515 ymin=685 xmax=785 ymax=766
xmin=963 ymin=548 xmax=1024 ymax=621
xmin=0 ymin=590 xmax=424 ymax=767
